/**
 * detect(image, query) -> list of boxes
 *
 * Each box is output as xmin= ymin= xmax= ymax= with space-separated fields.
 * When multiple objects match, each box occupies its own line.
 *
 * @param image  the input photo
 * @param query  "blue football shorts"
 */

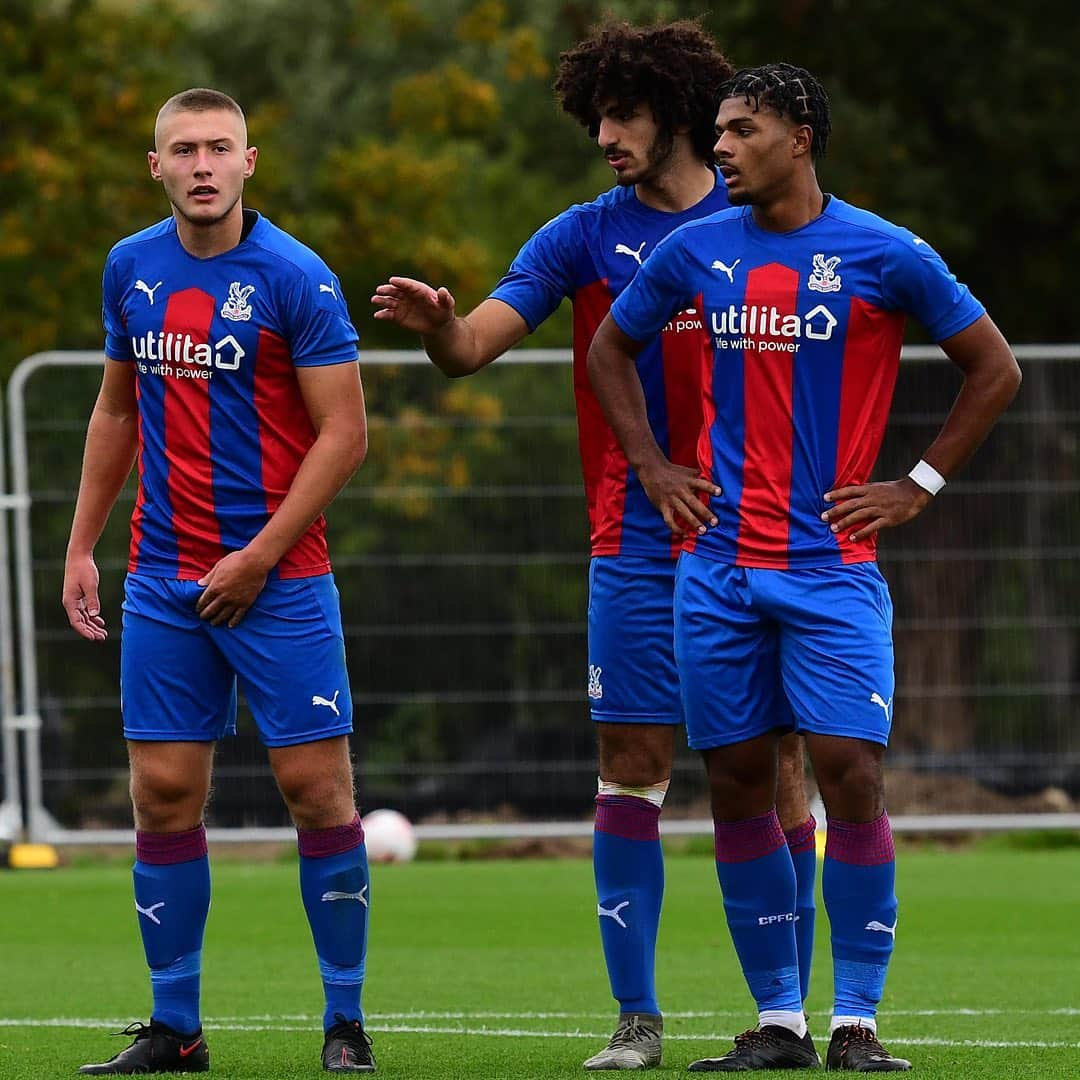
xmin=674 ymin=552 xmax=895 ymax=750
xmin=120 ymin=573 xmax=353 ymax=747
xmin=587 ymin=556 xmax=682 ymax=725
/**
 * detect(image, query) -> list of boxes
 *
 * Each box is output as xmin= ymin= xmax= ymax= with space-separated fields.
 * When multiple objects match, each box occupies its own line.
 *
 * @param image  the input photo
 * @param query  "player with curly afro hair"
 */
xmin=372 ymin=26 xmax=822 ymax=1069
xmin=555 ymin=19 xmax=733 ymax=167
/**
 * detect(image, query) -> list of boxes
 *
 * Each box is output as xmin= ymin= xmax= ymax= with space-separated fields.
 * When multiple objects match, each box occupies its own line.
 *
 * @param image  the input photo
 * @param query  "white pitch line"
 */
xmin=377 ymin=1007 xmax=1080 ymax=1019
xmin=1 ymin=1017 xmax=1078 ymax=1049
xmin=205 ymin=1007 xmax=1080 ymax=1020
xmin=892 ymin=1037 xmax=1080 ymax=1050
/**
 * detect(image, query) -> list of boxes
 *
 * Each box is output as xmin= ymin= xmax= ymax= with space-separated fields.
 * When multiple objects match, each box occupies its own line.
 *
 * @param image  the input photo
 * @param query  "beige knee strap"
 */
xmin=597 ymin=777 xmax=670 ymax=808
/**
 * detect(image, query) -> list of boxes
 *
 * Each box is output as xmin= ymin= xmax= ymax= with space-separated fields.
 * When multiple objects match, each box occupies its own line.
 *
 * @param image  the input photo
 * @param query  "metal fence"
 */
xmin=3 ymin=346 xmax=1078 ymax=843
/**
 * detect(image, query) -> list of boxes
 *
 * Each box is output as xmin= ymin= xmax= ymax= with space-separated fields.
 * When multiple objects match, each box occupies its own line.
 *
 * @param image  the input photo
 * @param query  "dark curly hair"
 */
xmin=718 ymin=63 xmax=832 ymax=158
xmin=554 ymin=19 xmax=734 ymax=164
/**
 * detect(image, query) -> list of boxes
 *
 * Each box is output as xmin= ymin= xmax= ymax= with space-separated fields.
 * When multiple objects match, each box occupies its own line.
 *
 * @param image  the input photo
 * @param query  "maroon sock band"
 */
xmin=594 ymin=794 xmax=661 ymax=842
xmin=784 ymin=815 xmax=818 ymax=855
xmin=136 ymin=823 xmax=208 ymax=865
xmin=714 ymin=808 xmax=786 ymax=864
xmin=297 ymin=812 xmax=365 ymax=859
xmin=825 ymin=812 xmax=894 ymax=866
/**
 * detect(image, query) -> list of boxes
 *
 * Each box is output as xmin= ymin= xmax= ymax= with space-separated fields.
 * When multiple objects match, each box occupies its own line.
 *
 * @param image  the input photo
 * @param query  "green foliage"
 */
xmin=0 ymin=0 xmax=204 ymax=373
xmin=4 ymin=0 xmax=1078 ymax=801
xmin=4 ymin=0 xmax=1078 ymax=375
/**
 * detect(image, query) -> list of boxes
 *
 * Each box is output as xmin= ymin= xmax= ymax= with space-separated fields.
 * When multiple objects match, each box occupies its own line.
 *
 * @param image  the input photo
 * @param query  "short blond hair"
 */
xmin=155 ymin=88 xmax=247 ymax=146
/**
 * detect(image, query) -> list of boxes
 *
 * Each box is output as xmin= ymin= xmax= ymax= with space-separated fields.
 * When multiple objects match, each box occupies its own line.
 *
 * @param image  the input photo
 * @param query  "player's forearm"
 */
xmin=422 ymin=317 xmax=488 ymax=377
xmin=920 ymin=344 xmax=1022 ymax=480
xmin=66 ymin=408 xmax=139 ymax=557
xmin=587 ymin=331 xmax=666 ymax=474
xmin=242 ymin=426 xmax=366 ymax=572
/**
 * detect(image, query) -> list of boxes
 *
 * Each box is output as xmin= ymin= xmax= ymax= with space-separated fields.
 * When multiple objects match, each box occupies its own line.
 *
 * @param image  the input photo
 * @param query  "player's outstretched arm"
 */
xmin=195 ymin=360 xmax=367 ymax=628
xmin=823 ymin=314 xmax=1021 ymax=542
xmin=372 ymin=277 xmax=529 ymax=377
xmin=63 ymin=359 xmax=140 ymax=641
xmin=588 ymin=313 xmax=719 ymax=536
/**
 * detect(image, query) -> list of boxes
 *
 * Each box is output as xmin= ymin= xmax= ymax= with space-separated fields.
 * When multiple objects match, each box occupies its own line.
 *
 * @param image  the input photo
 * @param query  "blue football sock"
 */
xmin=133 ymin=825 xmax=211 ymax=1036
xmin=714 ymin=810 xmax=802 ymax=1020
xmin=594 ymin=795 xmax=663 ymax=1015
xmin=298 ymin=815 xmax=369 ymax=1032
xmin=785 ymin=816 xmax=818 ymax=1003
xmin=823 ymin=813 xmax=897 ymax=1024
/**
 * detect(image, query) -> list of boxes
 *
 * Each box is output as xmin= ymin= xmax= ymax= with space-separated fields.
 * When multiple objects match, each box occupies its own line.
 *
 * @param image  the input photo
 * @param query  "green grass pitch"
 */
xmin=1 ymin=844 xmax=1077 ymax=1078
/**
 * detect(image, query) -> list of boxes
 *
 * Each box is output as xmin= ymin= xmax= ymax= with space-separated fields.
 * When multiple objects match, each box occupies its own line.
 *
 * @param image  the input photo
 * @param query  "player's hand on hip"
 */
xmin=822 ymin=477 xmax=933 ymax=542
xmin=62 ymin=554 xmax=107 ymax=641
xmin=371 ymin=276 xmax=456 ymax=333
xmin=196 ymin=550 xmax=270 ymax=628
xmin=638 ymin=460 xmax=720 ymax=536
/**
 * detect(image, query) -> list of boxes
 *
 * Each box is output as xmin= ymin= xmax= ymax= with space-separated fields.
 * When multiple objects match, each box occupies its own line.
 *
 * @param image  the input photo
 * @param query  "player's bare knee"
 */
xmin=708 ymin=773 xmax=776 ymax=820
xmin=287 ymin=791 xmax=357 ymax=831
xmin=707 ymin=760 xmax=776 ymax=818
xmin=600 ymin=751 xmax=669 ymax=787
xmin=129 ymin=768 xmax=206 ymax=831
xmin=276 ymin=767 xmax=355 ymax=830
xmin=598 ymin=725 xmax=673 ymax=787
xmin=816 ymin=755 xmax=884 ymax=821
xmin=703 ymin=739 xmax=779 ymax=820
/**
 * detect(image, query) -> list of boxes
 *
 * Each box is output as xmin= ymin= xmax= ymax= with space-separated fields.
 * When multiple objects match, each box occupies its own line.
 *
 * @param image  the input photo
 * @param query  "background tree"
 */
xmin=4 ymin=0 xmax=1077 ymax=822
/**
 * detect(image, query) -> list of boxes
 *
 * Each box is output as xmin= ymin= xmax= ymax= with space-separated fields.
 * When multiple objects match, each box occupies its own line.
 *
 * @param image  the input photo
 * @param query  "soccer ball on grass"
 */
xmin=361 ymin=808 xmax=418 ymax=863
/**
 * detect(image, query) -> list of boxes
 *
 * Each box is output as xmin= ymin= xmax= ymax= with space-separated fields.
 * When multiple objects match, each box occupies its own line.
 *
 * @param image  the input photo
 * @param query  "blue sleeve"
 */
xmin=102 ymin=255 xmax=132 ymax=361
xmin=880 ymin=232 xmax=985 ymax=342
xmin=284 ymin=264 xmax=360 ymax=366
xmin=488 ymin=210 xmax=581 ymax=331
xmin=609 ymin=230 xmax=695 ymax=342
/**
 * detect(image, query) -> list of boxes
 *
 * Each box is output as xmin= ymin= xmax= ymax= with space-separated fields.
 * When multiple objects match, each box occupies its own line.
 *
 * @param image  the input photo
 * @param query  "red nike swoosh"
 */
xmin=179 ymin=1039 xmax=203 ymax=1058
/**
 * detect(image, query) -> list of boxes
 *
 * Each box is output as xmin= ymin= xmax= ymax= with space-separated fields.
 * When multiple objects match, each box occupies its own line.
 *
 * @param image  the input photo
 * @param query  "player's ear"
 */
xmin=148 ymin=150 xmax=162 ymax=181
xmin=244 ymin=146 xmax=258 ymax=179
xmin=792 ymin=124 xmax=813 ymax=160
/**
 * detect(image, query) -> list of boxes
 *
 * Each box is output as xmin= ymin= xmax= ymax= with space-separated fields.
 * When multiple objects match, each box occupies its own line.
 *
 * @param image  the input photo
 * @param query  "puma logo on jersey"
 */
xmin=312 ymin=689 xmax=341 ymax=716
xmin=322 ymin=886 xmax=368 ymax=907
xmin=711 ymin=258 xmax=741 ymax=283
xmin=319 ymin=283 xmax=337 ymax=297
xmin=135 ymin=280 xmax=163 ymax=305
xmin=865 ymin=919 xmax=897 ymax=937
xmin=870 ymin=693 xmax=892 ymax=721
xmin=598 ymin=900 xmax=630 ymax=928
xmin=136 ymin=900 xmax=165 ymax=925
xmin=614 ymin=242 xmax=647 ymax=265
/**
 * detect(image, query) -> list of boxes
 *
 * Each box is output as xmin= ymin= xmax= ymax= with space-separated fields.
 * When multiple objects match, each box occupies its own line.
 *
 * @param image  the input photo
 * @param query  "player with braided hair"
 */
xmin=589 ymin=62 xmax=1019 ymax=1071
xmin=374 ymin=27 xmax=819 ymax=1073
xmin=720 ymin=62 xmax=833 ymax=160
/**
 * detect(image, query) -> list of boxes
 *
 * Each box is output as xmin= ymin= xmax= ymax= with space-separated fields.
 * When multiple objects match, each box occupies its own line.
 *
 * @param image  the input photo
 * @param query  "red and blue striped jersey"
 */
xmin=610 ymin=197 xmax=985 ymax=569
xmin=102 ymin=212 xmax=359 ymax=580
xmin=490 ymin=173 xmax=729 ymax=558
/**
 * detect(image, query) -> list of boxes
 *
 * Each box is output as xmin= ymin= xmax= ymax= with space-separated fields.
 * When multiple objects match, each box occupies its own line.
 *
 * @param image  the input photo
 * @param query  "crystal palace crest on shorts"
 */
xmin=587 ymin=664 xmax=604 ymax=700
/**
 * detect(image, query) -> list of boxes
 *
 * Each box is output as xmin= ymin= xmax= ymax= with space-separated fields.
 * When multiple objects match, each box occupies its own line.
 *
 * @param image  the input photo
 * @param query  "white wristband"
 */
xmin=908 ymin=459 xmax=946 ymax=495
